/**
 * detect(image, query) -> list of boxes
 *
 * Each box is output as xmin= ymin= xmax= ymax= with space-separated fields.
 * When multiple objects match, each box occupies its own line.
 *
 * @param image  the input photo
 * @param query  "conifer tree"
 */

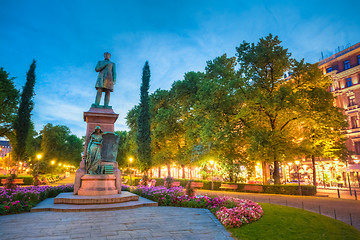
xmin=13 ymin=59 xmax=36 ymax=162
xmin=136 ymin=61 xmax=151 ymax=172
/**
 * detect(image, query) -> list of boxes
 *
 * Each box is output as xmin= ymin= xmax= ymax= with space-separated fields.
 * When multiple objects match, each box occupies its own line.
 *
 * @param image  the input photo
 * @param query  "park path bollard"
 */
xmin=355 ymin=190 xmax=357 ymax=200
xmin=337 ymin=188 xmax=340 ymax=198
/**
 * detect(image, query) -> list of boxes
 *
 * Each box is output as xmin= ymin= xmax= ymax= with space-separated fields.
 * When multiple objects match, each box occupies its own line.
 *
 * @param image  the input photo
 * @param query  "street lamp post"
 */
xmin=346 ymin=160 xmax=352 ymax=196
xmin=288 ymin=162 xmax=293 ymax=182
xmin=129 ymin=157 xmax=133 ymax=186
xmin=295 ymin=161 xmax=302 ymax=195
xmin=51 ymin=160 xmax=55 ymax=177
xmin=36 ymin=154 xmax=42 ymax=174
xmin=209 ymin=160 xmax=214 ymax=190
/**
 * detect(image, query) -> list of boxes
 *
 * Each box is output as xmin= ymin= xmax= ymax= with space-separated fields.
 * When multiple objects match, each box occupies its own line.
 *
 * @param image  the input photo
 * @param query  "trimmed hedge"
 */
xmin=0 ymin=175 xmax=34 ymax=186
xmin=121 ymin=176 xmax=316 ymax=196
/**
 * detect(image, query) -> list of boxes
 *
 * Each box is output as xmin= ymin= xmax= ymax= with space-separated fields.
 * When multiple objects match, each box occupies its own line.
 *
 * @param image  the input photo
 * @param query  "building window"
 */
xmin=346 ymin=77 xmax=353 ymax=87
xmin=351 ymin=116 xmax=358 ymax=129
xmin=344 ymin=60 xmax=350 ymax=70
xmin=355 ymin=142 xmax=360 ymax=154
xmin=348 ymin=96 xmax=356 ymax=106
xmin=326 ymin=67 xmax=333 ymax=73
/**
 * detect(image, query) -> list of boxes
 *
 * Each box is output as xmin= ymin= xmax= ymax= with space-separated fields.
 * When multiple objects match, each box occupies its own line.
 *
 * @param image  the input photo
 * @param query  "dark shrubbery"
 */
xmin=122 ymin=176 xmax=316 ymax=195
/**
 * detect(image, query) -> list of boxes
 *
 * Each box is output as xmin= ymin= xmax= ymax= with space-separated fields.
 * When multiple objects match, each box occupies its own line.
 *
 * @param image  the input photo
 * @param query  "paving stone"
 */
xmin=0 ymin=207 xmax=234 ymax=240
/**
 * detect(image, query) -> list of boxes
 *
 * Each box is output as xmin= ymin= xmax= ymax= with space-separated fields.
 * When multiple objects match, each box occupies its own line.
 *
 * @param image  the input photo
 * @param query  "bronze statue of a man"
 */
xmin=94 ymin=52 xmax=116 ymax=107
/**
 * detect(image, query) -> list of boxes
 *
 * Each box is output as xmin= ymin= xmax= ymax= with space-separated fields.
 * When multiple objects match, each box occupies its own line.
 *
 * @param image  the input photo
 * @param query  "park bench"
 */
xmin=190 ymin=182 xmax=204 ymax=189
xmin=171 ymin=181 xmax=181 ymax=187
xmin=243 ymin=185 xmax=263 ymax=192
xmin=219 ymin=183 xmax=238 ymax=190
xmin=47 ymin=177 xmax=56 ymax=183
xmin=1 ymin=179 xmax=24 ymax=185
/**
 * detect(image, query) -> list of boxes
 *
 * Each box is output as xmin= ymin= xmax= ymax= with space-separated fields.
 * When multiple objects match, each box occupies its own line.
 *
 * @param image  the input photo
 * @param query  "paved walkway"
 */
xmin=0 ymin=207 xmax=232 ymax=240
xmin=198 ymin=189 xmax=360 ymax=231
xmin=317 ymin=187 xmax=360 ymax=200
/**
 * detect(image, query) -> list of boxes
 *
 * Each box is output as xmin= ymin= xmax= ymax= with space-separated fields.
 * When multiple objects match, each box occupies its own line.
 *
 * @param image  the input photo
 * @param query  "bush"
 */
xmin=0 ymin=184 xmax=74 ymax=215
xmin=0 ymin=175 xmax=34 ymax=186
xmin=122 ymin=176 xmax=316 ymax=195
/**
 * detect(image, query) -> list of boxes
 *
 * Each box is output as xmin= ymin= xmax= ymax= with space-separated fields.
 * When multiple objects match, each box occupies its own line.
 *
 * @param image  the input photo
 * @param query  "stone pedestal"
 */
xmin=73 ymin=106 xmax=121 ymax=196
xmin=78 ymin=175 xmax=118 ymax=196
xmin=83 ymin=107 xmax=119 ymax=147
xmin=74 ymin=161 xmax=122 ymax=195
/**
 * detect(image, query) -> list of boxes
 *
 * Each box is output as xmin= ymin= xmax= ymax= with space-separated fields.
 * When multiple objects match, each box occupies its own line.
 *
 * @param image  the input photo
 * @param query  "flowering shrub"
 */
xmin=0 ymin=184 xmax=73 ymax=215
xmin=129 ymin=185 xmax=263 ymax=228
xmin=215 ymin=198 xmax=264 ymax=228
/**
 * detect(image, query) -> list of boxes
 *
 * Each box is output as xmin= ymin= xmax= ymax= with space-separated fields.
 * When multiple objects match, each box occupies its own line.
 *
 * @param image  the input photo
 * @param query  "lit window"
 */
xmin=346 ymin=77 xmax=353 ymax=87
xmin=348 ymin=96 xmax=356 ymax=106
xmin=326 ymin=67 xmax=332 ymax=73
xmin=344 ymin=60 xmax=350 ymax=70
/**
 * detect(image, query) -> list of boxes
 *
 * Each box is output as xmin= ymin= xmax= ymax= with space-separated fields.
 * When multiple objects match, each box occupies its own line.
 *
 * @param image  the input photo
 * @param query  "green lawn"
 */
xmin=229 ymin=203 xmax=360 ymax=240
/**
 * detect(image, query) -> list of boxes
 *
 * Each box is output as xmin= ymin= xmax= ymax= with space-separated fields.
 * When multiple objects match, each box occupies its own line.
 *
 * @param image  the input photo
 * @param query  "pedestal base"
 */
xmin=78 ymin=174 xmax=118 ymax=196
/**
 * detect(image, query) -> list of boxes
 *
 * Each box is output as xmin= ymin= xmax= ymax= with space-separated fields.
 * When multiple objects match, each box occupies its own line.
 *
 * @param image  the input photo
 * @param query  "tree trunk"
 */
xmin=158 ymin=167 xmax=161 ymax=178
xmin=182 ymin=165 xmax=185 ymax=179
xmin=311 ymin=155 xmax=317 ymax=191
xmin=229 ymin=167 xmax=234 ymax=182
xmin=262 ymin=161 xmax=267 ymax=185
xmin=273 ymin=161 xmax=281 ymax=184
xmin=167 ymin=164 xmax=171 ymax=177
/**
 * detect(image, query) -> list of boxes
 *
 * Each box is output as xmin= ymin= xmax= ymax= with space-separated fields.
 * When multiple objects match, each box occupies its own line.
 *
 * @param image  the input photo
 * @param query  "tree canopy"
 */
xmin=0 ymin=67 xmax=19 ymax=138
xmin=125 ymin=34 xmax=347 ymax=184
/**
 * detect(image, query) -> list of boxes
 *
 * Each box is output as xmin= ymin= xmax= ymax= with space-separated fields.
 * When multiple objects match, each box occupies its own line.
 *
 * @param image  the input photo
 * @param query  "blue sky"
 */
xmin=1 ymin=0 xmax=360 ymax=137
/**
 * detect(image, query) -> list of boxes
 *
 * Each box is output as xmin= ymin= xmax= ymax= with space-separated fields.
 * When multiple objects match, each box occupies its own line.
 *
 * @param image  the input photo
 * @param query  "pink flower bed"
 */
xmin=131 ymin=185 xmax=263 ymax=228
xmin=215 ymin=198 xmax=263 ymax=228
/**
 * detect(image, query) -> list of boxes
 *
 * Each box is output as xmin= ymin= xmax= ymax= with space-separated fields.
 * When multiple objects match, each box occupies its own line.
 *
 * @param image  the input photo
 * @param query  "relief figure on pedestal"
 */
xmin=93 ymin=52 xmax=116 ymax=108
xmin=85 ymin=126 xmax=103 ymax=174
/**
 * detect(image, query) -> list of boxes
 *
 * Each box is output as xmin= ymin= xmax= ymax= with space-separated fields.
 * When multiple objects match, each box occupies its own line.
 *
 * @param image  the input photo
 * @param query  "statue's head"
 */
xmin=104 ymin=52 xmax=111 ymax=60
xmin=94 ymin=126 xmax=102 ymax=133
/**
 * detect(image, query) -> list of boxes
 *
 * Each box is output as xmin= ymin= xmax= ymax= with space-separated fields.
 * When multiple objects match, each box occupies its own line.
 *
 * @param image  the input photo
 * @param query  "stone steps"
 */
xmin=54 ymin=192 xmax=139 ymax=205
xmin=31 ymin=192 xmax=158 ymax=212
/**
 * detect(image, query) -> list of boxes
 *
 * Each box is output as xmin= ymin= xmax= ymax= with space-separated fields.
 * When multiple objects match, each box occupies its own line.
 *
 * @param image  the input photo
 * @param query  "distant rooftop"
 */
xmin=318 ymin=42 xmax=360 ymax=66
xmin=0 ymin=140 xmax=11 ymax=148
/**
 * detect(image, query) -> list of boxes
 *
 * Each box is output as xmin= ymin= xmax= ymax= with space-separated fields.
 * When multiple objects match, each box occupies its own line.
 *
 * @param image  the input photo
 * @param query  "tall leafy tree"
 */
xmin=115 ymin=130 xmax=131 ymax=167
xmin=136 ymin=61 xmax=152 ymax=172
xmin=150 ymin=89 xmax=183 ymax=177
xmin=13 ymin=59 xmax=37 ymax=162
xmin=40 ymin=123 xmax=82 ymax=170
xmin=236 ymin=35 xmax=298 ymax=184
xmin=292 ymin=60 xmax=348 ymax=188
xmin=0 ymin=67 xmax=19 ymax=137
xmin=194 ymin=54 xmax=248 ymax=182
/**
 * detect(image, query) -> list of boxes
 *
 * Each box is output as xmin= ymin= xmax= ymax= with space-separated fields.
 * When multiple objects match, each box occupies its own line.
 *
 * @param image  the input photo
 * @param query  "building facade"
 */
xmin=318 ymin=42 xmax=360 ymax=159
xmin=316 ymin=43 xmax=360 ymax=188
